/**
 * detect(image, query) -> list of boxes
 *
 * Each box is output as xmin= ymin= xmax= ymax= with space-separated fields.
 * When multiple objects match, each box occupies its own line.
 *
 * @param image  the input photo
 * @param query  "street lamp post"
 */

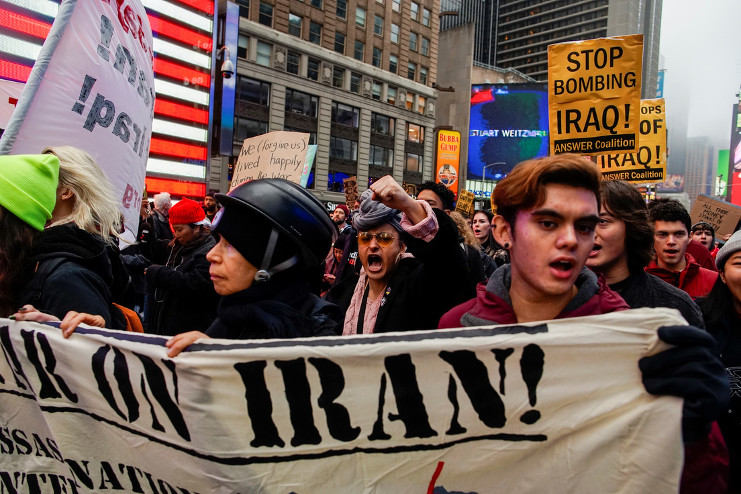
xmin=483 ymin=162 xmax=505 ymax=182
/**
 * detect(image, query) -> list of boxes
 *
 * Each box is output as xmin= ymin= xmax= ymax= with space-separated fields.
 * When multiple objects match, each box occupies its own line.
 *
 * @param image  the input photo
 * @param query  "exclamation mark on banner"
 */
xmin=98 ymin=14 xmax=113 ymax=61
xmin=72 ymin=75 xmax=97 ymax=114
xmin=519 ymin=344 xmax=544 ymax=424
xmin=624 ymin=104 xmax=631 ymax=128
xmin=655 ymin=145 xmax=661 ymax=164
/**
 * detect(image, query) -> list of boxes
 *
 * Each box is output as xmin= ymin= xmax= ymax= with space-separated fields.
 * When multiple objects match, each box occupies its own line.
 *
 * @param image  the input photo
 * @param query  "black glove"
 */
xmin=639 ymin=325 xmax=730 ymax=443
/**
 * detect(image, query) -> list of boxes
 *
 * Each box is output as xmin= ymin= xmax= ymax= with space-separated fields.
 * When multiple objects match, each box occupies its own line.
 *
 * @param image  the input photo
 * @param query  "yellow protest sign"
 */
xmin=455 ymin=190 xmax=475 ymax=217
xmin=548 ymin=34 xmax=643 ymax=156
xmin=597 ymin=99 xmax=666 ymax=184
xmin=230 ymin=131 xmax=310 ymax=190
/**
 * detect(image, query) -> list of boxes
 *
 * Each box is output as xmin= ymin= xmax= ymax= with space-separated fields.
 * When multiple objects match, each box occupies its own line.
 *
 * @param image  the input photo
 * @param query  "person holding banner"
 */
xmin=439 ymin=155 xmax=729 ymax=451
xmin=166 ymin=178 xmax=340 ymax=357
xmin=336 ymin=175 xmax=469 ymax=335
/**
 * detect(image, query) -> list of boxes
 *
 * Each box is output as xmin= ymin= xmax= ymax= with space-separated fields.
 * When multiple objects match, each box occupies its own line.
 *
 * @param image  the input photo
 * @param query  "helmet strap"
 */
xmin=253 ymin=228 xmax=299 ymax=283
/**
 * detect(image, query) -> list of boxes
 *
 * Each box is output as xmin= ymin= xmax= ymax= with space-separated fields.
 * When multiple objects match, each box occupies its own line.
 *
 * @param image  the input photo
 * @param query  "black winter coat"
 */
xmin=330 ymin=208 xmax=470 ymax=333
xmin=145 ymin=235 xmax=219 ymax=336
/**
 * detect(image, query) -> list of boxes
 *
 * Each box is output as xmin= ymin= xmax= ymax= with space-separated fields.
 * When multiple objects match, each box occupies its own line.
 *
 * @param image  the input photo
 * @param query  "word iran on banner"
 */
xmin=0 ymin=0 xmax=155 ymax=235
xmin=0 ymin=308 xmax=684 ymax=493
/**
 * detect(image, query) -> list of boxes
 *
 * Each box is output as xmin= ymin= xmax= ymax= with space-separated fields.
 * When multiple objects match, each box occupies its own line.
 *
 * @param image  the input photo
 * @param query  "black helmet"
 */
xmin=213 ymin=179 xmax=336 ymax=281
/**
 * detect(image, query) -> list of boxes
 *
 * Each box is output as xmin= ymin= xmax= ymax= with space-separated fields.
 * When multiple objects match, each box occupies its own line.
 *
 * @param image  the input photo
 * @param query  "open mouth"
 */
xmin=367 ymin=254 xmax=383 ymax=272
xmin=664 ymin=249 xmax=679 ymax=256
xmin=550 ymin=259 xmax=575 ymax=272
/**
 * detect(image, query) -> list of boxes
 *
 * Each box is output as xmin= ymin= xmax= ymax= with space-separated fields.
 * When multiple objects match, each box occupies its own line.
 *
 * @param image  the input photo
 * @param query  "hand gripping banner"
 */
xmin=0 ymin=0 xmax=155 ymax=236
xmin=0 ymin=308 xmax=684 ymax=493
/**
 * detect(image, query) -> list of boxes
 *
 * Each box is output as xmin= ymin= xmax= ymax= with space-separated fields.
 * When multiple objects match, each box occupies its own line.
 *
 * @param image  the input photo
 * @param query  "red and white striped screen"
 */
xmin=0 ymin=0 xmax=213 ymax=197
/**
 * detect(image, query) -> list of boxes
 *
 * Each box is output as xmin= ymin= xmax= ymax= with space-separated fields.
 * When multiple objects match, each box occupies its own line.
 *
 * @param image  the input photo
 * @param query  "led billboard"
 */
xmin=467 ymin=83 xmax=549 ymax=181
xmin=730 ymin=102 xmax=741 ymax=206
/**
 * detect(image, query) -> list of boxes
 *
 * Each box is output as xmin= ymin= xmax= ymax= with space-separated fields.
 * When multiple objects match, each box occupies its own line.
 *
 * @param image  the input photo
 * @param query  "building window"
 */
xmin=409 ymin=32 xmax=418 ymax=51
xmin=309 ymin=21 xmax=321 ymax=44
xmin=289 ymin=14 xmax=302 ymax=37
xmin=406 ymin=92 xmax=414 ymax=110
xmin=392 ymin=0 xmax=400 ymax=12
xmin=407 ymin=62 xmax=416 ymax=80
xmin=256 ymin=41 xmax=271 ymax=66
xmin=356 ymin=7 xmax=366 ymax=27
xmin=336 ymin=0 xmax=346 ymax=18
xmin=422 ymin=8 xmax=430 ymax=26
xmin=285 ymin=88 xmax=318 ymax=117
xmin=407 ymin=122 xmax=424 ymax=142
xmin=334 ymin=32 xmax=345 ymax=54
xmin=387 ymin=86 xmax=397 ymax=105
xmin=390 ymin=23 xmax=399 ymax=43
xmin=419 ymin=66 xmax=427 ymax=84
xmin=237 ymin=34 xmax=248 ymax=59
xmin=236 ymin=0 xmax=249 ymax=17
xmin=332 ymin=102 xmax=360 ymax=128
xmin=372 ymin=47 xmax=382 ymax=67
xmin=406 ymin=152 xmax=422 ymax=173
xmin=388 ymin=54 xmax=398 ymax=73
xmin=310 ymin=0 xmax=321 ymax=7
xmin=421 ymin=37 xmax=429 ymax=56
xmin=235 ymin=117 xmax=268 ymax=142
xmin=417 ymin=95 xmax=426 ymax=114
xmin=238 ymin=76 xmax=270 ymax=105
xmin=286 ymin=51 xmax=300 ymax=74
xmin=354 ymin=40 xmax=364 ymax=61
xmin=371 ymin=112 xmax=395 ymax=136
xmin=370 ymin=145 xmax=394 ymax=167
xmin=410 ymin=2 xmax=419 ymax=21
xmin=307 ymin=58 xmax=320 ymax=80
xmin=350 ymin=72 xmax=361 ymax=93
xmin=374 ymin=15 xmax=384 ymax=35
xmin=372 ymin=80 xmax=382 ymax=100
xmin=258 ymin=2 xmax=273 ymax=26
xmin=330 ymin=136 xmax=358 ymax=160
xmin=332 ymin=67 xmax=345 ymax=88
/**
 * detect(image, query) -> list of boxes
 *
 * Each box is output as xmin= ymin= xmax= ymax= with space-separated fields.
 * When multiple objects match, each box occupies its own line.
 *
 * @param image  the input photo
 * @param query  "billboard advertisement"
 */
xmin=730 ymin=102 xmax=741 ymax=206
xmin=467 ymin=83 xmax=549 ymax=182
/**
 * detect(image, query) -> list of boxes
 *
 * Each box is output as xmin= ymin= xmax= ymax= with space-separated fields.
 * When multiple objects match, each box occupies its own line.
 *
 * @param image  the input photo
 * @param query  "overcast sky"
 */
xmin=660 ymin=0 xmax=741 ymax=148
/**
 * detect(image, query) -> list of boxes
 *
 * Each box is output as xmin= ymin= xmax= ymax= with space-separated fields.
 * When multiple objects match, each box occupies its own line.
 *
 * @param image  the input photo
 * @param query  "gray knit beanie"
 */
xmin=716 ymin=230 xmax=741 ymax=270
xmin=352 ymin=189 xmax=403 ymax=232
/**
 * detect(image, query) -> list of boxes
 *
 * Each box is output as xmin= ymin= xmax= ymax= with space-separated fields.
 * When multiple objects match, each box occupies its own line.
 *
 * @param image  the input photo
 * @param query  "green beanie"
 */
xmin=0 ymin=154 xmax=60 ymax=231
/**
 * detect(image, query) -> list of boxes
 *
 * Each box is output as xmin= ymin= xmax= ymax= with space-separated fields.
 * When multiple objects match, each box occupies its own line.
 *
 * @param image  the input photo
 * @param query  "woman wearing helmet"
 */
xmin=166 ymin=178 xmax=341 ymax=357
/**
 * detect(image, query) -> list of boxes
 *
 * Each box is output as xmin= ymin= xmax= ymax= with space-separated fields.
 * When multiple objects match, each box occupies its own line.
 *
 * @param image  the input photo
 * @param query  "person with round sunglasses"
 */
xmin=332 ymin=175 xmax=469 ymax=335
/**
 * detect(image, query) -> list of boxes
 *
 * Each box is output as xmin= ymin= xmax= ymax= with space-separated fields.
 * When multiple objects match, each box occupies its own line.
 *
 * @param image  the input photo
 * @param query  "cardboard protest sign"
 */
xmin=436 ymin=130 xmax=461 ymax=193
xmin=690 ymin=194 xmax=741 ymax=237
xmin=548 ymin=34 xmax=643 ymax=156
xmin=0 ymin=0 xmax=154 ymax=236
xmin=597 ymin=99 xmax=666 ymax=183
xmin=0 ymin=308 xmax=683 ymax=492
xmin=456 ymin=189 xmax=475 ymax=216
xmin=344 ymin=175 xmax=359 ymax=208
xmin=230 ymin=131 xmax=310 ymax=190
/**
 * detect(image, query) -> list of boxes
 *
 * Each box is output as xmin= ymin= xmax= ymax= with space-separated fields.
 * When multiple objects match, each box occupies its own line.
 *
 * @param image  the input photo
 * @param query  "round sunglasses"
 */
xmin=357 ymin=231 xmax=395 ymax=247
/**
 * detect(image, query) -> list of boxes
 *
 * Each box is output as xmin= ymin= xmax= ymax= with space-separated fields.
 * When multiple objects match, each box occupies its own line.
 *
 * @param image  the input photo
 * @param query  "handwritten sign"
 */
xmin=230 ymin=131 xmax=309 ymax=190
xmin=690 ymin=194 xmax=741 ymax=237
xmin=344 ymin=175 xmax=359 ymax=208
xmin=597 ymin=99 xmax=666 ymax=184
xmin=456 ymin=189 xmax=475 ymax=217
xmin=548 ymin=34 xmax=643 ymax=156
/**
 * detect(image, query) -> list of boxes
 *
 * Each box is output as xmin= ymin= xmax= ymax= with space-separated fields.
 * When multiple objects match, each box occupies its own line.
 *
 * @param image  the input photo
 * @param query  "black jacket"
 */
xmin=331 ymin=208 xmax=469 ymax=333
xmin=145 ymin=235 xmax=219 ymax=336
xmin=19 ymin=224 xmax=131 ymax=328
xmin=206 ymin=274 xmax=341 ymax=340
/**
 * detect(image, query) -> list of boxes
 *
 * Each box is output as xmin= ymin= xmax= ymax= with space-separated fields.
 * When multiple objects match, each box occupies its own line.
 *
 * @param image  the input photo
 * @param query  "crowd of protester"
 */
xmin=0 ymin=150 xmax=739 ymax=492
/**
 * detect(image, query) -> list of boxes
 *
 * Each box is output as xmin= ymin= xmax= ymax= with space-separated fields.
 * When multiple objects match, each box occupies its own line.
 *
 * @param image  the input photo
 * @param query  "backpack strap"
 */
xmin=28 ymin=257 xmax=69 ymax=310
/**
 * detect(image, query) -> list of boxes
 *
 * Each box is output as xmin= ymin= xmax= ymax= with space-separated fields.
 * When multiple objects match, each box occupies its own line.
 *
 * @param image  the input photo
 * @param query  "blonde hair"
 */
xmin=449 ymin=211 xmax=479 ymax=248
xmin=43 ymin=146 xmax=122 ymax=245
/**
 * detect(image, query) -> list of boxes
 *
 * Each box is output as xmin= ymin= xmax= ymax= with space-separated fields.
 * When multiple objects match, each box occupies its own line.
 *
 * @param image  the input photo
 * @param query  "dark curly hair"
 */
xmin=648 ymin=198 xmax=691 ymax=233
xmin=600 ymin=180 xmax=654 ymax=273
xmin=0 ymin=206 xmax=37 ymax=317
xmin=417 ymin=181 xmax=456 ymax=211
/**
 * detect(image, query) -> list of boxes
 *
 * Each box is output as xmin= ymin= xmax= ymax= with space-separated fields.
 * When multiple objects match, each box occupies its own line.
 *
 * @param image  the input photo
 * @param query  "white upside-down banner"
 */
xmin=0 ymin=308 xmax=684 ymax=493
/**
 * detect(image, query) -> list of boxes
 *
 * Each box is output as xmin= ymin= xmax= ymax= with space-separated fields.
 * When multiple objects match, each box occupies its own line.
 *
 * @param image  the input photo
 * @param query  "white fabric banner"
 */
xmin=0 ymin=308 xmax=684 ymax=493
xmin=0 ymin=0 xmax=154 ymax=235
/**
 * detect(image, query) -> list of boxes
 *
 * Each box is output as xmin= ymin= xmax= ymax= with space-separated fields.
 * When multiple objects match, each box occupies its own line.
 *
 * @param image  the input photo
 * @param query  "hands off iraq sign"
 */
xmin=0 ymin=0 xmax=154 ymax=235
xmin=0 ymin=309 xmax=684 ymax=493
xmin=548 ymin=35 xmax=643 ymax=156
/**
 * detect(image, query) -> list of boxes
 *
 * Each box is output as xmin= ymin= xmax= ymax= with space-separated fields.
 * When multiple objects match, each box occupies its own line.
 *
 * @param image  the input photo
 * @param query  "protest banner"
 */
xmin=0 ymin=0 xmax=154 ymax=235
xmin=690 ymin=193 xmax=741 ymax=237
xmin=597 ymin=99 xmax=667 ymax=183
xmin=300 ymin=145 xmax=318 ymax=187
xmin=548 ymin=34 xmax=643 ymax=156
xmin=0 ymin=79 xmax=24 ymax=133
xmin=456 ymin=189 xmax=475 ymax=216
xmin=344 ymin=175 xmax=359 ymax=208
xmin=436 ymin=130 xmax=461 ymax=194
xmin=230 ymin=131 xmax=310 ymax=190
xmin=0 ymin=308 xmax=683 ymax=493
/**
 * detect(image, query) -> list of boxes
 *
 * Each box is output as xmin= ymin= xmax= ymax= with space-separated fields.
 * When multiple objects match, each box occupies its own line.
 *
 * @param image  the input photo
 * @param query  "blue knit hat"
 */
xmin=0 ymin=154 xmax=60 ymax=231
